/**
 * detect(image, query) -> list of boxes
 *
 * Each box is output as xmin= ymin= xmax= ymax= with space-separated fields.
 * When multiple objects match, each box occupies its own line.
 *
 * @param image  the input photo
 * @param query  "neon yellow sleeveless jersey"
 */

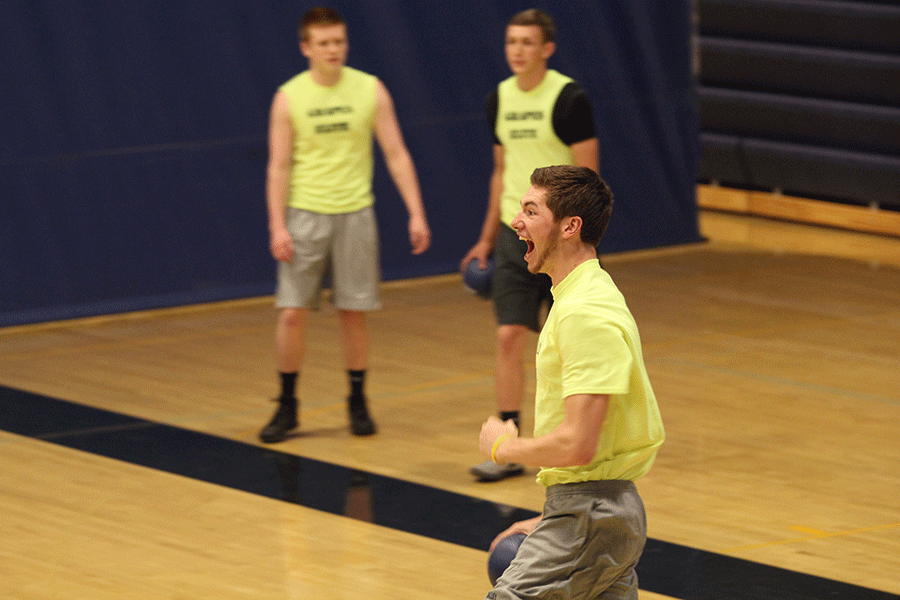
xmin=280 ymin=67 xmax=377 ymax=214
xmin=495 ymin=69 xmax=575 ymax=226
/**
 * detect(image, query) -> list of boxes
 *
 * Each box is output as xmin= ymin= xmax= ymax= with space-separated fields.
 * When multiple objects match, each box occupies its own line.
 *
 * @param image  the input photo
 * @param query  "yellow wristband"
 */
xmin=491 ymin=434 xmax=511 ymax=464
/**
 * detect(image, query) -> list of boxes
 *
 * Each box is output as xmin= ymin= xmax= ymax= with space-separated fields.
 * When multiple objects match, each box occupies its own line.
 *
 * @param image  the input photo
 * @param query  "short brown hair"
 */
xmin=530 ymin=165 xmax=613 ymax=246
xmin=508 ymin=9 xmax=556 ymax=43
xmin=298 ymin=6 xmax=345 ymax=41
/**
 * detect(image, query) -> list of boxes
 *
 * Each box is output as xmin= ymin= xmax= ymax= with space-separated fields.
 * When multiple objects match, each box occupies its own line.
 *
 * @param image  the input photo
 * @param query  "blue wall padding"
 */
xmin=0 ymin=1 xmax=699 ymax=326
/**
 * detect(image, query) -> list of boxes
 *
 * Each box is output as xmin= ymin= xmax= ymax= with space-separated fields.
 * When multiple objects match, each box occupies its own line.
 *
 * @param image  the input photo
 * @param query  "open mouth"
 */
xmin=521 ymin=238 xmax=535 ymax=261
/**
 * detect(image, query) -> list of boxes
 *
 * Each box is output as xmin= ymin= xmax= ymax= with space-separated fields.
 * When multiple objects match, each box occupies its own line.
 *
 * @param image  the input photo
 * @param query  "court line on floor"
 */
xmin=725 ymin=522 xmax=900 ymax=554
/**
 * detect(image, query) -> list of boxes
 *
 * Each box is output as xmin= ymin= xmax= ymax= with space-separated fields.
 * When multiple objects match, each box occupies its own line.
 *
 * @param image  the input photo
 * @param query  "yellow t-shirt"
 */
xmin=280 ymin=67 xmax=377 ymax=214
xmin=534 ymin=260 xmax=664 ymax=486
xmin=495 ymin=69 xmax=575 ymax=226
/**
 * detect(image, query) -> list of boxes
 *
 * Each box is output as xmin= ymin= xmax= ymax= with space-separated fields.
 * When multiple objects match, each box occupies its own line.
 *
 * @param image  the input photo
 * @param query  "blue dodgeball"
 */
xmin=464 ymin=257 xmax=494 ymax=298
xmin=487 ymin=532 xmax=526 ymax=585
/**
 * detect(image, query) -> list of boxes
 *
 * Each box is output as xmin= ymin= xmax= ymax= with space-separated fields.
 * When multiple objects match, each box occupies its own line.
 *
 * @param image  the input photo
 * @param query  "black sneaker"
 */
xmin=469 ymin=460 xmax=525 ymax=482
xmin=348 ymin=397 xmax=376 ymax=436
xmin=259 ymin=399 xmax=298 ymax=443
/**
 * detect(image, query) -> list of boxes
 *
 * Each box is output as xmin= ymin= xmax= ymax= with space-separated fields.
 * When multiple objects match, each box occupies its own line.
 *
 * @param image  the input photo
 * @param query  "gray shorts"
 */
xmin=275 ymin=206 xmax=381 ymax=311
xmin=488 ymin=480 xmax=647 ymax=600
xmin=493 ymin=224 xmax=552 ymax=332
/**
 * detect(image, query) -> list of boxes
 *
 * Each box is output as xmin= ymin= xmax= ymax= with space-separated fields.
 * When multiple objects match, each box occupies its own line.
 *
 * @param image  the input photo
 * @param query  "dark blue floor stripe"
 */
xmin=1 ymin=385 xmax=896 ymax=600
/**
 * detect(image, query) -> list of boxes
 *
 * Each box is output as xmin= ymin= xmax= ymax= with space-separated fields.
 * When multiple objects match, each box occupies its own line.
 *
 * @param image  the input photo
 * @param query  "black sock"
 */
xmin=279 ymin=372 xmax=298 ymax=401
xmin=348 ymin=369 xmax=366 ymax=399
xmin=500 ymin=411 xmax=520 ymax=430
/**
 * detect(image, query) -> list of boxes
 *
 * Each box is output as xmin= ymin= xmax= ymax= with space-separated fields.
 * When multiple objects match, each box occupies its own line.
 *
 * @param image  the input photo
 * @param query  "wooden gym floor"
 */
xmin=1 ymin=210 xmax=899 ymax=599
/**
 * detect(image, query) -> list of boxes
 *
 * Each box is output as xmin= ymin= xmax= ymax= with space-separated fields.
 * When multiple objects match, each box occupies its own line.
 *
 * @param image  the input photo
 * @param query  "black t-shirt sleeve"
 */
xmin=485 ymin=89 xmax=501 ymax=145
xmin=552 ymin=82 xmax=597 ymax=146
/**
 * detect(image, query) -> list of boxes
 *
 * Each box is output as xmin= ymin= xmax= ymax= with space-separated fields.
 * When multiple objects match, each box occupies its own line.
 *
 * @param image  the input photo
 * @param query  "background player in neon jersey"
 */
xmin=462 ymin=9 xmax=600 ymax=481
xmin=260 ymin=6 xmax=431 ymax=443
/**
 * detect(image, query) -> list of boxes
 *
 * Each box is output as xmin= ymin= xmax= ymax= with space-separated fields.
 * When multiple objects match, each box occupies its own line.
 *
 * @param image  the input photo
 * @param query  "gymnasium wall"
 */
xmin=0 ymin=1 xmax=700 ymax=327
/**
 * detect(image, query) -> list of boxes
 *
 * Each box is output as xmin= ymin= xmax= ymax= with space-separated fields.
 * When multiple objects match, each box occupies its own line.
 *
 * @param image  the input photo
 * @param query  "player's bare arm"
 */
xmin=373 ymin=79 xmax=431 ymax=255
xmin=266 ymin=90 xmax=295 ymax=262
xmin=460 ymin=144 xmax=505 ymax=270
xmin=571 ymin=137 xmax=600 ymax=174
xmin=481 ymin=392 xmax=609 ymax=467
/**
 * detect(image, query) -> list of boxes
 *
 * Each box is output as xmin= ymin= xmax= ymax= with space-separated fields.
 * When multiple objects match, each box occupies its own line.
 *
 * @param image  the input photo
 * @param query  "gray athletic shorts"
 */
xmin=275 ymin=206 xmax=381 ymax=311
xmin=487 ymin=480 xmax=647 ymax=600
xmin=493 ymin=224 xmax=552 ymax=332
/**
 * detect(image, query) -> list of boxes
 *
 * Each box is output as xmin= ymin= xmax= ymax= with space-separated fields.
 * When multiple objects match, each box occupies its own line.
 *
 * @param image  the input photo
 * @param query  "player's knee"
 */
xmin=496 ymin=325 xmax=527 ymax=357
xmin=279 ymin=308 xmax=306 ymax=329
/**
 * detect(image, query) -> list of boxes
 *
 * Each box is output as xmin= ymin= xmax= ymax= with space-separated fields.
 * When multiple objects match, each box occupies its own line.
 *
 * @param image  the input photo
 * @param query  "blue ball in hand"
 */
xmin=488 ymin=532 xmax=527 ymax=586
xmin=464 ymin=257 xmax=494 ymax=298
